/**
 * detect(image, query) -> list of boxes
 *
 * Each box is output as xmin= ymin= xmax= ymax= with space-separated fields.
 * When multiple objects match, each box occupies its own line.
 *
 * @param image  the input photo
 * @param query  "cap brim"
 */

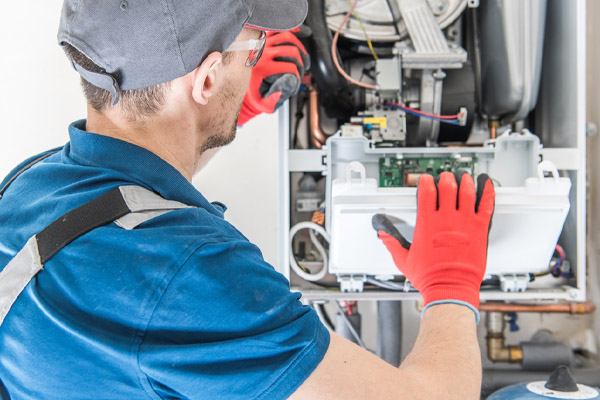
xmin=245 ymin=0 xmax=308 ymax=31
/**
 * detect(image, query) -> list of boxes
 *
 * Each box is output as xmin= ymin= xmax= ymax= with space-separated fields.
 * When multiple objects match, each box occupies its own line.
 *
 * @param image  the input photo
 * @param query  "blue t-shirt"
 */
xmin=0 ymin=120 xmax=329 ymax=400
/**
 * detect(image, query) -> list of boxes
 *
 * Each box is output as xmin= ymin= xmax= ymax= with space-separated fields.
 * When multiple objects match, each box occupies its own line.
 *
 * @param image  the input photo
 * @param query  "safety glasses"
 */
xmin=223 ymin=31 xmax=266 ymax=67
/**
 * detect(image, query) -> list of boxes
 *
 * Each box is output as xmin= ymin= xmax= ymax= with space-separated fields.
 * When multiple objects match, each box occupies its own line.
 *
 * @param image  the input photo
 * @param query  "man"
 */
xmin=0 ymin=0 xmax=494 ymax=399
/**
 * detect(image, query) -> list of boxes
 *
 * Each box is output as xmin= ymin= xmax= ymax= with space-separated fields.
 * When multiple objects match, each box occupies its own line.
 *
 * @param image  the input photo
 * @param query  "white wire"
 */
xmin=309 ymin=228 xmax=328 ymax=267
xmin=311 ymin=301 xmax=334 ymax=331
xmin=365 ymin=277 xmax=404 ymax=291
xmin=289 ymin=221 xmax=330 ymax=282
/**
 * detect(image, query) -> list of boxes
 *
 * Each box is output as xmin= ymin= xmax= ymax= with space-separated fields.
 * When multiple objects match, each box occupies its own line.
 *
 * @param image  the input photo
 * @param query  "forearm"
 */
xmin=291 ymin=306 xmax=482 ymax=400
xmin=399 ymin=304 xmax=481 ymax=399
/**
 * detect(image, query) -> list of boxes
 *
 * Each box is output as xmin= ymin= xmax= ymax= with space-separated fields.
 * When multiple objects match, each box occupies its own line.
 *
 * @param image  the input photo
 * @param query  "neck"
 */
xmin=85 ymin=105 xmax=198 ymax=181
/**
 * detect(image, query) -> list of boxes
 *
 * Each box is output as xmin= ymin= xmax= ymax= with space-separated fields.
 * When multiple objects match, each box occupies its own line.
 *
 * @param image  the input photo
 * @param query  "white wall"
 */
xmin=193 ymin=116 xmax=280 ymax=267
xmin=0 ymin=1 xmax=280 ymax=266
xmin=0 ymin=1 xmax=84 ymax=176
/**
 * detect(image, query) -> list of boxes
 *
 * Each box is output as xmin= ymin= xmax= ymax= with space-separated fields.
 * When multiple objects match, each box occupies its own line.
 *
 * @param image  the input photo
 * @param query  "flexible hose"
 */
xmin=289 ymin=221 xmax=330 ymax=281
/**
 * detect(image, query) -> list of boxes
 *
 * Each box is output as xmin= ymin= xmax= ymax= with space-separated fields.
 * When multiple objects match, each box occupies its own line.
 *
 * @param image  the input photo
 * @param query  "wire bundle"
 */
xmin=384 ymin=102 xmax=466 ymax=126
xmin=551 ymin=244 xmax=572 ymax=278
xmin=331 ymin=0 xmax=378 ymax=89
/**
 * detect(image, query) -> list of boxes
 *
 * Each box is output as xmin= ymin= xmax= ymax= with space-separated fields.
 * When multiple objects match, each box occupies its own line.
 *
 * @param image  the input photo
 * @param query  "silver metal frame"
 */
xmin=278 ymin=0 xmax=587 ymax=304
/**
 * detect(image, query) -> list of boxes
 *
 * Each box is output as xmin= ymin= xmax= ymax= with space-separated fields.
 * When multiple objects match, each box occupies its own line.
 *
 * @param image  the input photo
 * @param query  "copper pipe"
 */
xmin=489 ymin=120 xmax=500 ymax=140
xmin=486 ymin=311 xmax=523 ymax=363
xmin=480 ymin=300 xmax=596 ymax=315
xmin=487 ymin=337 xmax=524 ymax=363
xmin=309 ymin=89 xmax=327 ymax=149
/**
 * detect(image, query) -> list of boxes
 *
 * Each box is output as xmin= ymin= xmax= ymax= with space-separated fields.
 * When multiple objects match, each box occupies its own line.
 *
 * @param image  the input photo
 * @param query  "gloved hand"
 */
xmin=237 ymin=30 xmax=310 ymax=126
xmin=372 ymin=171 xmax=495 ymax=321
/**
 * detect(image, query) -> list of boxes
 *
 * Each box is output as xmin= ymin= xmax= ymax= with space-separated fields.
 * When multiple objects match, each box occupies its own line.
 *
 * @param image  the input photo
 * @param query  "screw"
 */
xmin=586 ymin=122 xmax=598 ymax=137
xmin=120 ymin=1 xmax=128 ymax=10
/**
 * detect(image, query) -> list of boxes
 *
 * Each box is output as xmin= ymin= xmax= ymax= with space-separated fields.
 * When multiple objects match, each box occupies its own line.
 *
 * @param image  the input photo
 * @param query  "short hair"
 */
xmin=62 ymin=44 xmax=171 ymax=120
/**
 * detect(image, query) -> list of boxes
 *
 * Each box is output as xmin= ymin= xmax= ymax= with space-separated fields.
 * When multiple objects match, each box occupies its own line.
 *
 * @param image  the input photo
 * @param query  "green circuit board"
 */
xmin=379 ymin=156 xmax=477 ymax=187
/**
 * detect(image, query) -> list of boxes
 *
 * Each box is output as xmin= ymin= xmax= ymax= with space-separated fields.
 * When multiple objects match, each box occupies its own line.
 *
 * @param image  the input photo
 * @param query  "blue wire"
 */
xmin=552 ymin=255 xmax=564 ymax=277
xmin=384 ymin=103 xmax=462 ymax=126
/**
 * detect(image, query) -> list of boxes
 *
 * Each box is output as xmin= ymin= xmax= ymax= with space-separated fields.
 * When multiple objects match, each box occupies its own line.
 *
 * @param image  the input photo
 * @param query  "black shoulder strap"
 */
xmin=0 ymin=184 xmax=191 ymax=329
xmin=36 ymin=188 xmax=131 ymax=264
xmin=0 ymin=151 xmax=192 ymax=399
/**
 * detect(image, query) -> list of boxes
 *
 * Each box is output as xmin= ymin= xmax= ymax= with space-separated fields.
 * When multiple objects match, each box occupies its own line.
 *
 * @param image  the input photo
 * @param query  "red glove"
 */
xmin=237 ymin=30 xmax=310 ymax=126
xmin=372 ymin=172 xmax=495 ymax=320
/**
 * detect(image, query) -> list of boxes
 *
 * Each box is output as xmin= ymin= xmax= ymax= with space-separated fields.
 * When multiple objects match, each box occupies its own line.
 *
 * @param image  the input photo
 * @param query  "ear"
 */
xmin=191 ymin=52 xmax=223 ymax=105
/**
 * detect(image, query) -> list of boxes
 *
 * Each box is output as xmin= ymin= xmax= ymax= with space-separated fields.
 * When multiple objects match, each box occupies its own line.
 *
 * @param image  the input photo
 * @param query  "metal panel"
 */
xmin=535 ymin=0 xmax=581 ymax=148
xmin=278 ymin=105 xmax=291 ymax=278
xmin=477 ymin=0 xmax=548 ymax=123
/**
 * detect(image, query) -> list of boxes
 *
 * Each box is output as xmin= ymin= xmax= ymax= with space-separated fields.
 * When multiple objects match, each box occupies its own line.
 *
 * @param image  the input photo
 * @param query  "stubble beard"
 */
xmin=198 ymin=82 xmax=243 ymax=155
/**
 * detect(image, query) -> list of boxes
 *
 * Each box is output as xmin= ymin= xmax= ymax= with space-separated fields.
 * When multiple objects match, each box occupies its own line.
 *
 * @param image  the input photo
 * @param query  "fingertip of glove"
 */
xmin=454 ymin=169 xmax=473 ymax=189
xmin=438 ymin=171 xmax=458 ymax=188
xmin=417 ymin=173 xmax=434 ymax=187
xmin=475 ymin=174 xmax=496 ymax=214
xmin=371 ymin=213 xmax=387 ymax=231
xmin=416 ymin=174 xmax=437 ymax=211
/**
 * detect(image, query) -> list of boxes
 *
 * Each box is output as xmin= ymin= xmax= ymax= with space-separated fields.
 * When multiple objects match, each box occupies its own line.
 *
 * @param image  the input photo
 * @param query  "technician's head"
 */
xmin=56 ymin=0 xmax=306 ymax=142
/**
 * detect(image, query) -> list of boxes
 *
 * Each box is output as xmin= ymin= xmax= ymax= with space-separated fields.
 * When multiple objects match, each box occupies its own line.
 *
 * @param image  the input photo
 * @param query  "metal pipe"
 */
xmin=486 ymin=313 xmax=577 ymax=371
xmin=480 ymin=300 xmax=596 ymax=314
xmin=487 ymin=337 xmax=524 ymax=363
xmin=376 ymin=301 xmax=403 ymax=367
xmin=309 ymin=89 xmax=327 ymax=149
xmin=486 ymin=312 xmax=523 ymax=363
xmin=489 ymin=119 xmax=500 ymax=140
xmin=521 ymin=341 xmax=574 ymax=371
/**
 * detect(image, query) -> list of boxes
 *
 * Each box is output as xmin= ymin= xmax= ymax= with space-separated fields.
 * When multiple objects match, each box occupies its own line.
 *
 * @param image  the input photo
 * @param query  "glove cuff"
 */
xmin=421 ymin=299 xmax=480 ymax=325
xmin=422 ymin=285 xmax=480 ymax=311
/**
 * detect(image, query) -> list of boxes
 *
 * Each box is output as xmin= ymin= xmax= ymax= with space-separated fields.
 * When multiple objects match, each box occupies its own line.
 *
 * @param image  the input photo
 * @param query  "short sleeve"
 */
xmin=138 ymin=239 xmax=330 ymax=400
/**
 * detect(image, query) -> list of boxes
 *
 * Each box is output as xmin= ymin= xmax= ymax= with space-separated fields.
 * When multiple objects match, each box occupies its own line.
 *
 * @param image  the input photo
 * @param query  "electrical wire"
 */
xmin=530 ymin=245 xmax=571 ymax=279
xmin=289 ymin=221 xmax=330 ymax=281
xmin=307 ymin=280 xmax=340 ymax=289
xmin=552 ymin=245 xmax=564 ymax=277
xmin=311 ymin=209 xmax=325 ymax=225
xmin=306 ymin=279 xmax=414 ymax=292
xmin=481 ymin=276 xmax=501 ymax=288
xmin=344 ymin=0 xmax=378 ymax=60
xmin=386 ymin=101 xmax=464 ymax=120
xmin=366 ymin=277 xmax=407 ymax=291
xmin=334 ymin=301 xmax=367 ymax=349
xmin=384 ymin=102 xmax=465 ymax=126
xmin=331 ymin=0 xmax=378 ymax=90
xmin=552 ymin=244 xmax=572 ymax=278
xmin=292 ymin=90 xmax=308 ymax=149
xmin=315 ymin=303 xmax=336 ymax=330
xmin=343 ymin=301 xmax=357 ymax=316
xmin=308 ymin=227 xmax=328 ymax=269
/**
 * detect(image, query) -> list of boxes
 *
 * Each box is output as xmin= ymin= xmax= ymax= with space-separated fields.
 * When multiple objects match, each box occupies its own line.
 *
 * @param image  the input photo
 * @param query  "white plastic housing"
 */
xmin=329 ymin=161 xmax=571 ymax=278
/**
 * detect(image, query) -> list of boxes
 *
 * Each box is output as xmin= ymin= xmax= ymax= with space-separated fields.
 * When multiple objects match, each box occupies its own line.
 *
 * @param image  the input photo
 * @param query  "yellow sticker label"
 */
xmin=363 ymin=117 xmax=387 ymax=129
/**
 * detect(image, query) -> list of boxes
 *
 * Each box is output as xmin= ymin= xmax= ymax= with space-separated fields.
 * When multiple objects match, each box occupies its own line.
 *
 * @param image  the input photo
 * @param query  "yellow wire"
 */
xmin=345 ymin=0 xmax=379 ymax=60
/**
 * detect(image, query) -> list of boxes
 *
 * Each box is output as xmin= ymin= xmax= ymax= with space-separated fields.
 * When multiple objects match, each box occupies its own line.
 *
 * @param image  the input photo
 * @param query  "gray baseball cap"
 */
xmin=57 ymin=0 xmax=308 ymax=105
